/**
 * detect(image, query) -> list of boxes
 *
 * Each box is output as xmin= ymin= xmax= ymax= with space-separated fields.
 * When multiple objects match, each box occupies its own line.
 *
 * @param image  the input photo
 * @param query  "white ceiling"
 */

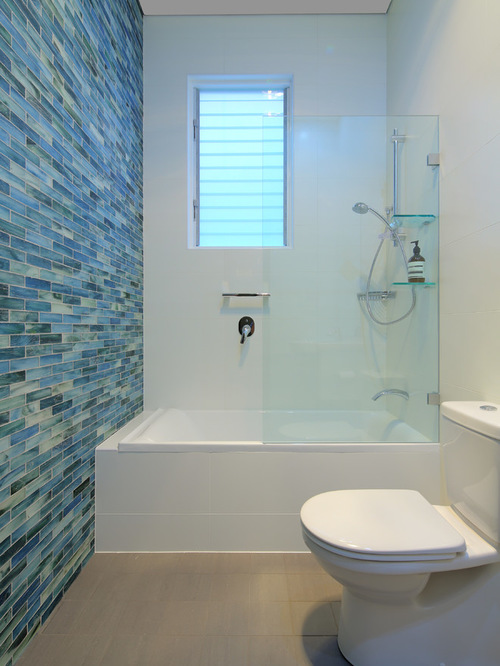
xmin=139 ymin=0 xmax=392 ymax=16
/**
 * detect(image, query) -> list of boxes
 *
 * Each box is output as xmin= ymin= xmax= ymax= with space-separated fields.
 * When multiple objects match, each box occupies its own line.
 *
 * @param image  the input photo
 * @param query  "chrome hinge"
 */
xmin=427 ymin=153 xmax=440 ymax=167
xmin=427 ymin=392 xmax=441 ymax=406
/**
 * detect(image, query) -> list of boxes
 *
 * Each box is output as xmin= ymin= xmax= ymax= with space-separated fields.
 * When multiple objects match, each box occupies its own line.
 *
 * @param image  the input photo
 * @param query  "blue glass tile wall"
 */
xmin=0 ymin=0 xmax=143 ymax=663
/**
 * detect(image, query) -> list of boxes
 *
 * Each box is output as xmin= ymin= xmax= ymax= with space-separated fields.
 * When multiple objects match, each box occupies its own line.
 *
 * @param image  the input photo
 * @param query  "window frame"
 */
xmin=187 ymin=75 xmax=293 ymax=249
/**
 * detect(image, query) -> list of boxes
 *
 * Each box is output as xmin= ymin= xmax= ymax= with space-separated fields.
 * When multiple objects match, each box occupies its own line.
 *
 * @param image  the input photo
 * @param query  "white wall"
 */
xmin=387 ymin=0 xmax=500 ymax=403
xmin=144 ymin=15 xmax=388 ymax=411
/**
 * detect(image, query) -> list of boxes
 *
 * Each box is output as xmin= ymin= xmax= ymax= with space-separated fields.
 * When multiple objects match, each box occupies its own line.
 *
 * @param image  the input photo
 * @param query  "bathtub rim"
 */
xmin=97 ymin=410 xmax=439 ymax=454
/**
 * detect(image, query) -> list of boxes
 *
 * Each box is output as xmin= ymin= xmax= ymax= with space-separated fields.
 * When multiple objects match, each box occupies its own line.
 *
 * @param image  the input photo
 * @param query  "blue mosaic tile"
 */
xmin=0 ymin=0 xmax=143 ymax=663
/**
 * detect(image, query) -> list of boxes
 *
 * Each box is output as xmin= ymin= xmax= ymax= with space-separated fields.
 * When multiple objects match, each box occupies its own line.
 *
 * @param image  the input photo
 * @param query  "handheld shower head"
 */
xmin=352 ymin=201 xmax=394 ymax=228
xmin=352 ymin=202 xmax=369 ymax=214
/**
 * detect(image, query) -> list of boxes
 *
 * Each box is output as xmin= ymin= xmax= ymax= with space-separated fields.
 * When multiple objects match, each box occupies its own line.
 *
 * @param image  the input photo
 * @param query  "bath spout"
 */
xmin=372 ymin=389 xmax=409 ymax=401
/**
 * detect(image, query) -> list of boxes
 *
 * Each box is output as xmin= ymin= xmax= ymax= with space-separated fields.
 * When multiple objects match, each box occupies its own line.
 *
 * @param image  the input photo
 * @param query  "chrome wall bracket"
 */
xmin=427 ymin=392 xmax=441 ymax=406
xmin=357 ymin=291 xmax=396 ymax=302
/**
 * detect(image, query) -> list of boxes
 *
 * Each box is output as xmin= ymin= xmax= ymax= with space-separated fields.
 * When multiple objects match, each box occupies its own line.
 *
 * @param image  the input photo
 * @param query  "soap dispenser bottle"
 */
xmin=408 ymin=240 xmax=425 ymax=283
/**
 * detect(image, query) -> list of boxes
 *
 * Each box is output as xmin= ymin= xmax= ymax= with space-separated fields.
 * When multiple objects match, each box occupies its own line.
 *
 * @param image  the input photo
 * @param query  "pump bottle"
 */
xmin=408 ymin=240 xmax=425 ymax=283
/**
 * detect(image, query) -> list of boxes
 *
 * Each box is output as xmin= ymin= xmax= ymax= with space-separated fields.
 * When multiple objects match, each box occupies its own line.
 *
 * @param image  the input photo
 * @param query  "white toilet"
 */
xmin=300 ymin=402 xmax=500 ymax=666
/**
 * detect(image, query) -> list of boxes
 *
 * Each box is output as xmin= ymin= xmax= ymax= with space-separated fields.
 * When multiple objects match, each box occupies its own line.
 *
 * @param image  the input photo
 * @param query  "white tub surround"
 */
xmin=96 ymin=411 xmax=440 ymax=552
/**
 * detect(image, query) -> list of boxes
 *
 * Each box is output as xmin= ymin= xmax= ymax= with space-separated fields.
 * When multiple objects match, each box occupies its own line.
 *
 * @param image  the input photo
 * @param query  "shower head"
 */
xmin=352 ymin=202 xmax=369 ymax=215
xmin=352 ymin=201 xmax=395 ymax=228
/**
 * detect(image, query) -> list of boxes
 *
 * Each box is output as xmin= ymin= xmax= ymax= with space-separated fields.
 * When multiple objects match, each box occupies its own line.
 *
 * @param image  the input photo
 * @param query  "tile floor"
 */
xmin=16 ymin=552 xmax=350 ymax=666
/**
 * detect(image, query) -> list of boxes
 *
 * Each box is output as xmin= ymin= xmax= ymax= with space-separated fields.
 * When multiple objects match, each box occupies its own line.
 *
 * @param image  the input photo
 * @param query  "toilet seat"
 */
xmin=300 ymin=489 xmax=467 ymax=562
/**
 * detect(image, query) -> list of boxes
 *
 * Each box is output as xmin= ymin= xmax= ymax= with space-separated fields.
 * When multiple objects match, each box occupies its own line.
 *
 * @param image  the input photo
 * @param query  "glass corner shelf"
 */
xmin=393 ymin=281 xmax=436 ymax=287
xmin=392 ymin=214 xmax=437 ymax=226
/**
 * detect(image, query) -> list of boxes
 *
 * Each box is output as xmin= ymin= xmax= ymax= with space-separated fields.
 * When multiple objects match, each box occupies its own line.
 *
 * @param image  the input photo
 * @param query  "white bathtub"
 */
xmin=118 ymin=408 xmax=430 ymax=452
xmin=96 ymin=409 xmax=440 ymax=552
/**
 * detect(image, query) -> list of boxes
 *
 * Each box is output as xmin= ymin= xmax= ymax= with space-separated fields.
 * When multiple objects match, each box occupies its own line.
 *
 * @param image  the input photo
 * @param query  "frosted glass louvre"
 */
xmin=196 ymin=88 xmax=288 ymax=247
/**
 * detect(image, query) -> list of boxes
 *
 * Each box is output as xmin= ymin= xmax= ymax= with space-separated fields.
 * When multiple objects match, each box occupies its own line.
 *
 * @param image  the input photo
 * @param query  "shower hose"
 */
xmin=364 ymin=230 xmax=416 ymax=326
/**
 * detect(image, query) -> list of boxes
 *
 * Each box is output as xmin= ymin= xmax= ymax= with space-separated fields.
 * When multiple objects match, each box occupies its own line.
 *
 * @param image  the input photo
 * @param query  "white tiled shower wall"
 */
xmin=144 ymin=2 xmax=500 ymax=418
xmin=144 ymin=15 xmax=389 ymax=411
xmin=387 ymin=0 xmax=500 ymax=404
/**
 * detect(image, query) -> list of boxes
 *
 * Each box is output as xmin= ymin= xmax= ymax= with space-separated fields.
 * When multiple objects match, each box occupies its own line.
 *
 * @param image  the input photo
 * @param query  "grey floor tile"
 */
xmin=248 ymin=635 xmax=298 ymax=666
xmin=72 ymin=597 xmax=124 ymax=635
xmin=250 ymin=552 xmax=286 ymax=573
xmin=248 ymin=602 xmax=294 ymax=636
xmin=295 ymin=636 xmax=351 ymax=666
xmin=331 ymin=600 xmax=342 ymax=627
xmin=135 ymin=635 xmax=179 ymax=666
xmin=248 ymin=573 xmax=289 ymax=602
xmin=287 ymin=572 xmax=343 ymax=602
xmin=284 ymin=552 xmax=324 ymax=574
xmin=204 ymin=635 xmax=249 ymax=666
xmin=63 ymin=566 xmax=105 ymax=601
xmin=209 ymin=572 xmax=251 ymax=601
xmin=95 ymin=570 xmax=166 ymax=602
xmin=204 ymin=600 xmax=251 ymax=636
xmin=96 ymin=634 xmax=149 ymax=666
xmin=17 ymin=552 xmax=346 ymax=666
xmin=156 ymin=600 xmax=210 ymax=636
xmin=133 ymin=570 xmax=181 ymax=601
xmin=116 ymin=599 xmax=166 ymax=635
xmin=16 ymin=634 xmax=111 ymax=666
xmin=41 ymin=599 xmax=86 ymax=635
xmin=290 ymin=601 xmax=338 ymax=636
xmin=170 ymin=572 xmax=213 ymax=601
xmin=84 ymin=570 xmax=124 ymax=601
xmin=142 ymin=635 xmax=205 ymax=666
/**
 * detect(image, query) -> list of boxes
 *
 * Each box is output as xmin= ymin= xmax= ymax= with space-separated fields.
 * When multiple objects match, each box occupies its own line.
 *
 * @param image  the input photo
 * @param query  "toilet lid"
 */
xmin=301 ymin=489 xmax=466 ymax=561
